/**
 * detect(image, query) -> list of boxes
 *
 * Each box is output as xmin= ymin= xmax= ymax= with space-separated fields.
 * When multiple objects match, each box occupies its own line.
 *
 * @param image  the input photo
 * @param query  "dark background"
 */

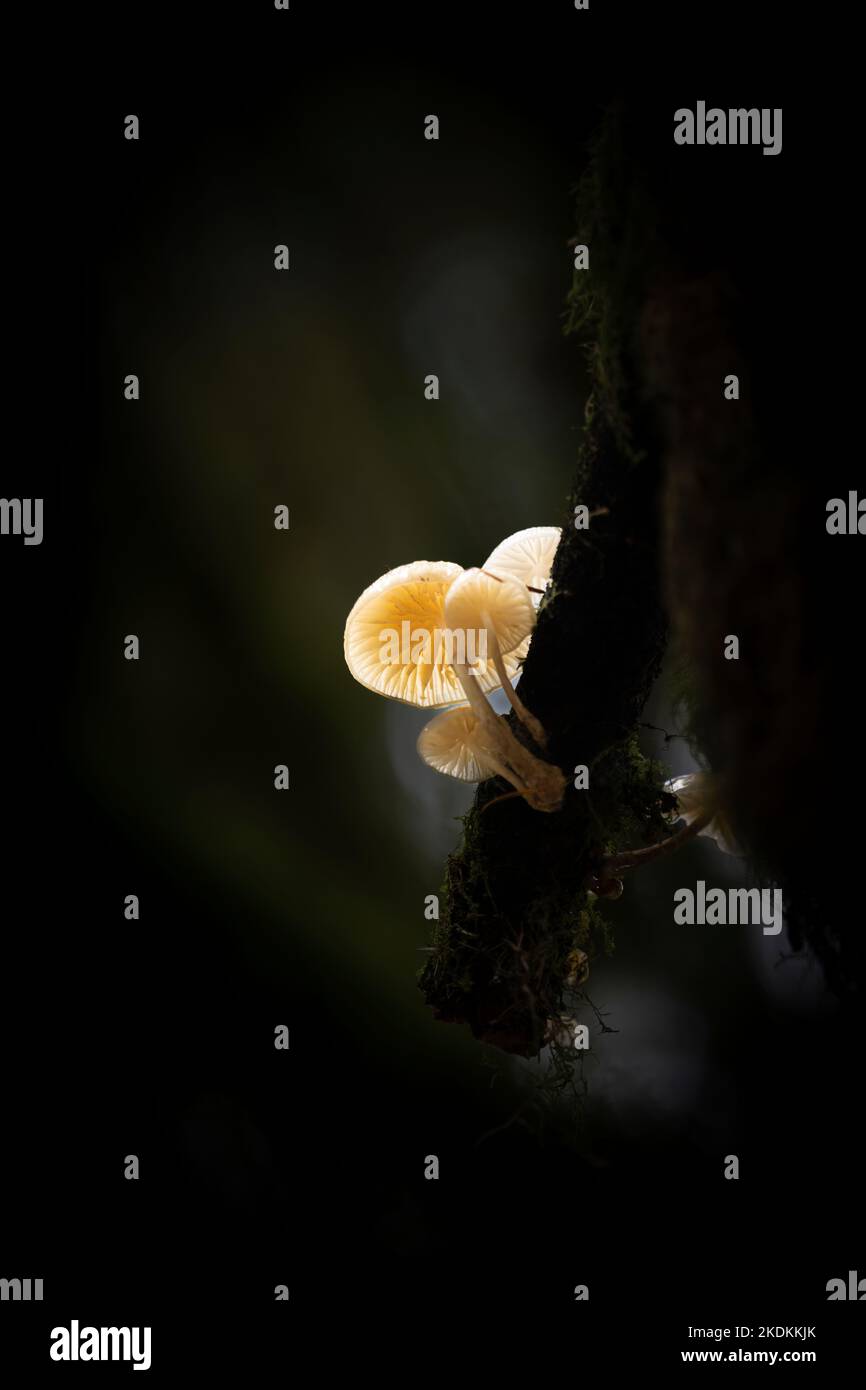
xmin=2 ymin=3 xmax=861 ymax=1374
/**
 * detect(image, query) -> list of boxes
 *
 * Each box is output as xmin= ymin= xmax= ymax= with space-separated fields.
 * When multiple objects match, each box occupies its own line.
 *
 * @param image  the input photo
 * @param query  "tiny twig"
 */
xmin=581 ymin=991 xmax=619 ymax=1035
xmin=637 ymin=720 xmax=689 ymax=745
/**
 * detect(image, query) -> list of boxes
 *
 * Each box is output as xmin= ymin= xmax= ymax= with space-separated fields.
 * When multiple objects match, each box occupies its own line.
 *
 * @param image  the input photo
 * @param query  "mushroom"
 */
xmin=416 ymin=706 xmax=565 ymax=813
xmin=444 ymin=566 xmax=546 ymax=746
xmin=344 ymin=557 xmax=566 ymax=814
xmin=418 ymin=705 xmax=522 ymax=788
xmin=482 ymin=524 xmax=562 ymax=678
xmin=483 ymin=526 xmax=562 ymax=608
xmin=665 ymin=771 xmax=741 ymax=856
xmin=343 ymin=559 xmax=520 ymax=707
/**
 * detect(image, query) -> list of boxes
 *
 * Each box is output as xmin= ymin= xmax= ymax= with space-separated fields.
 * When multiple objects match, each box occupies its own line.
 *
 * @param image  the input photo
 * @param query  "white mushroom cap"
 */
xmin=483 ymin=526 xmax=561 ymax=607
xmin=343 ymin=560 xmax=519 ymax=708
xmin=666 ymin=771 xmax=708 ymax=820
xmin=416 ymin=706 xmax=500 ymax=782
xmin=665 ymin=771 xmax=741 ymax=856
xmin=444 ymin=567 xmax=535 ymax=657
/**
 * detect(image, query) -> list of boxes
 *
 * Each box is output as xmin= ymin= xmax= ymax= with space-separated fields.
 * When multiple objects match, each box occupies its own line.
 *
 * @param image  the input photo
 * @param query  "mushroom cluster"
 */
xmin=343 ymin=527 xmax=566 ymax=812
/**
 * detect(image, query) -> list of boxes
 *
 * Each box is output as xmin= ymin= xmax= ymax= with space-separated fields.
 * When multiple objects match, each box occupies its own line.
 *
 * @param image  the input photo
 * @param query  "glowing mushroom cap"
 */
xmin=444 ymin=567 xmax=535 ymax=656
xmin=344 ymin=560 xmax=519 ymax=708
xmin=665 ymin=771 xmax=741 ymax=856
xmin=483 ymin=526 xmax=561 ymax=606
xmin=417 ymin=706 xmax=499 ymax=782
xmin=666 ymin=772 xmax=710 ymax=818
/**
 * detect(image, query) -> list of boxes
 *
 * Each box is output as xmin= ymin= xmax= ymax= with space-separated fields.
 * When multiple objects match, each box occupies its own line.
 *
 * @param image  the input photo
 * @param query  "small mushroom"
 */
xmin=343 ymin=559 xmax=519 ymax=707
xmin=665 ymin=771 xmax=741 ymax=856
xmin=418 ymin=706 xmax=526 ymax=791
xmin=483 ymin=525 xmax=562 ymax=672
xmin=483 ymin=525 xmax=562 ymax=608
xmin=417 ymin=706 xmax=565 ymax=813
xmin=444 ymin=566 xmax=546 ymax=746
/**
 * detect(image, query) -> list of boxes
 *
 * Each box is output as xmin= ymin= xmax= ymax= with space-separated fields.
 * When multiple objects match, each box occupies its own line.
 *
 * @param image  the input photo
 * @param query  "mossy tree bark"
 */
xmin=421 ymin=96 xmax=862 ymax=1053
xmin=420 ymin=107 xmax=674 ymax=1056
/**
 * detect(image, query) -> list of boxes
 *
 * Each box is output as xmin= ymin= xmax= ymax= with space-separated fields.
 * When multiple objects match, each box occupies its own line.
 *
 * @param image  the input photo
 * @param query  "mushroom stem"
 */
xmin=454 ymin=663 xmax=507 ymax=741
xmin=454 ymin=664 xmax=566 ymax=813
xmin=598 ymin=809 xmax=714 ymax=876
xmin=480 ymin=790 xmax=524 ymax=814
xmin=483 ymin=618 xmax=548 ymax=748
xmin=453 ymin=663 xmax=528 ymax=789
xmin=480 ymin=749 xmax=531 ymax=797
